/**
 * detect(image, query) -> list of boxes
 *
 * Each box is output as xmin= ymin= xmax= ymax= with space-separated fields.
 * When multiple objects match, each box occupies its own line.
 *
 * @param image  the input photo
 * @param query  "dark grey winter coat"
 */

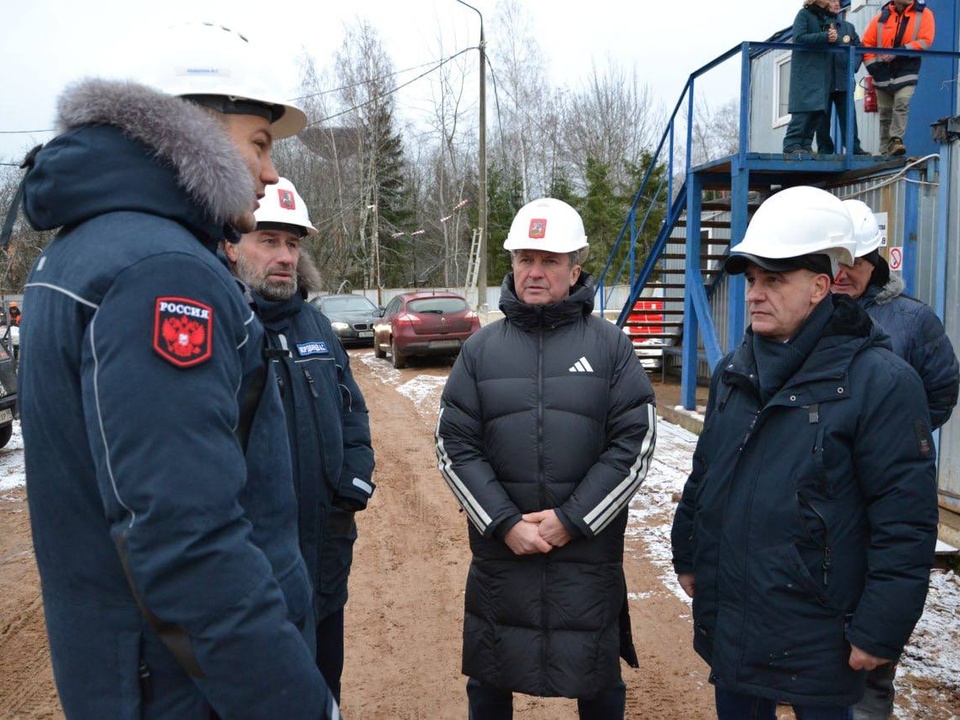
xmin=859 ymin=275 xmax=959 ymax=429
xmin=671 ymin=296 xmax=938 ymax=707
xmin=789 ymin=4 xmax=838 ymax=113
xmin=436 ymin=273 xmax=657 ymax=698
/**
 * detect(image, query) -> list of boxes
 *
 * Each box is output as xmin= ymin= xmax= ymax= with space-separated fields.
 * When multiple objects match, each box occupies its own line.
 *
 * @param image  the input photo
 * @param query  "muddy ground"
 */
xmin=1 ymin=352 xmax=957 ymax=719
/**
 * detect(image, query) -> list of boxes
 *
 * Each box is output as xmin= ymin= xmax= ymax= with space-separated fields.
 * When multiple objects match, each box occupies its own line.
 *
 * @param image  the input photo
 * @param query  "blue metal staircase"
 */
xmin=595 ymin=39 xmax=927 ymax=410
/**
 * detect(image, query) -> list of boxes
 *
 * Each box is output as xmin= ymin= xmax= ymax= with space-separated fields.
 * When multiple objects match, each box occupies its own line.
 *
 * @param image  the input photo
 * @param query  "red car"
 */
xmin=373 ymin=291 xmax=480 ymax=369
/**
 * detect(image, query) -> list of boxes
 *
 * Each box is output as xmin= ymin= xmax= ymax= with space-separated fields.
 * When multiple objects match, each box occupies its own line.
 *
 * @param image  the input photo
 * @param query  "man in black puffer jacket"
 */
xmin=436 ymin=198 xmax=657 ymax=719
xmin=671 ymin=187 xmax=938 ymax=719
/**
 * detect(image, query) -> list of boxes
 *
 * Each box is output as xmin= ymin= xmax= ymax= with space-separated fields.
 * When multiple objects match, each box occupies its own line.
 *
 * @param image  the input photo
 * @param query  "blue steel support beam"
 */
xmin=901 ymin=169 xmax=920 ymax=295
xmin=728 ymin=161 xmax=749 ymax=350
xmin=724 ymin=43 xmax=752 ymax=351
xmin=737 ymin=43 xmax=750 ymax=170
xmin=682 ymin=173 xmax=704 ymax=410
xmin=934 ymin=154 xmax=948 ymax=320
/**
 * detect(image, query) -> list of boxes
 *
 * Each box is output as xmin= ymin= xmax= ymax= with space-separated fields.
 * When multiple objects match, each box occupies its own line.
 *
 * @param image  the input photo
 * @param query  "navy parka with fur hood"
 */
xmin=18 ymin=80 xmax=335 ymax=719
xmin=671 ymin=295 xmax=938 ymax=706
xmin=859 ymin=274 xmax=959 ymax=429
xmin=436 ymin=273 xmax=657 ymax=698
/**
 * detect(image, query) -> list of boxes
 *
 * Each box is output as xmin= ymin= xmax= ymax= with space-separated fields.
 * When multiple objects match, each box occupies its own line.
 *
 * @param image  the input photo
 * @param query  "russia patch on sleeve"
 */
xmin=153 ymin=296 xmax=213 ymax=368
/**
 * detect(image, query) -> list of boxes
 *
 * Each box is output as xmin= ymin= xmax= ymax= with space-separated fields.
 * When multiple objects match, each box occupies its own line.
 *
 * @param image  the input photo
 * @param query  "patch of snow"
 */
xmin=672 ymin=404 xmax=705 ymax=422
xmin=357 ymin=351 xmax=446 ymax=417
xmin=894 ymin=569 xmax=960 ymax=717
xmin=0 ymin=419 xmax=25 ymax=491
xmin=396 ymin=376 xmax=447 ymax=416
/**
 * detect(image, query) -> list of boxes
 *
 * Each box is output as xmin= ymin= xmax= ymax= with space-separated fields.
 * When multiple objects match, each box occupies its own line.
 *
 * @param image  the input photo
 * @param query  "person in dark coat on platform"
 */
xmin=784 ymin=0 xmax=842 ymax=158
xmin=672 ymin=187 xmax=939 ymax=720
xmin=815 ymin=0 xmax=866 ymax=155
xmin=436 ymin=198 xmax=657 ymax=719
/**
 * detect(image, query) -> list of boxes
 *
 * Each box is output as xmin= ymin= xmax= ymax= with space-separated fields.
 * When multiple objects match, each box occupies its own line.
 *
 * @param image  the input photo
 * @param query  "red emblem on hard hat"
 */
xmin=153 ymin=297 xmax=213 ymax=368
xmin=278 ymin=188 xmax=296 ymax=210
xmin=528 ymin=218 xmax=547 ymax=239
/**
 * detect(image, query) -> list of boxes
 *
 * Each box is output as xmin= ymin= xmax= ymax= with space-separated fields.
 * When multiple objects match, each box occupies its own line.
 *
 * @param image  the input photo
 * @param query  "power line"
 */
xmin=304 ymin=46 xmax=477 ymax=127
xmin=1 ymin=48 xmax=477 ymax=142
xmin=294 ymin=55 xmax=465 ymax=102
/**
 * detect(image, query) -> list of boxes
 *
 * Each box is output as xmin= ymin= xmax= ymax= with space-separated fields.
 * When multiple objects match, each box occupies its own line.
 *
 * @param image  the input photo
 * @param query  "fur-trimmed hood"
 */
xmin=873 ymin=272 xmax=906 ymax=305
xmin=23 ymin=78 xmax=254 ymax=241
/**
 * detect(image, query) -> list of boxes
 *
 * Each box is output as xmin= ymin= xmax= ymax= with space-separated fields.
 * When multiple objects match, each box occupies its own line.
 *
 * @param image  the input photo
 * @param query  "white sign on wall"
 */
xmin=850 ymin=0 xmax=869 ymax=12
xmin=889 ymin=246 xmax=904 ymax=272
xmin=875 ymin=212 xmax=888 ymax=247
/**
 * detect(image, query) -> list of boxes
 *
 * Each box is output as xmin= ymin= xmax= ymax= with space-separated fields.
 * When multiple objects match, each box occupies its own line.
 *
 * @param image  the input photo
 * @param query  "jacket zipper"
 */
xmin=537 ymin=328 xmax=547 ymax=694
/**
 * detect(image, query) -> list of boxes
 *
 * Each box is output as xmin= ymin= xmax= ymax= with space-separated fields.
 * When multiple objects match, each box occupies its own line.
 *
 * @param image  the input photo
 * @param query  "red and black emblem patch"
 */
xmin=153 ymin=297 xmax=213 ymax=368
xmin=528 ymin=218 xmax=547 ymax=239
xmin=278 ymin=188 xmax=296 ymax=210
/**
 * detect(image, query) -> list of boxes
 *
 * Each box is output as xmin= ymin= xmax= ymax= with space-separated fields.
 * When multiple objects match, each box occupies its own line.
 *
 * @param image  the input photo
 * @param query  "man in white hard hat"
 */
xmin=436 ymin=198 xmax=657 ymax=718
xmin=225 ymin=178 xmax=375 ymax=706
xmin=833 ymin=199 xmax=958 ymax=720
xmin=18 ymin=23 xmax=339 ymax=719
xmin=671 ymin=186 xmax=938 ymax=719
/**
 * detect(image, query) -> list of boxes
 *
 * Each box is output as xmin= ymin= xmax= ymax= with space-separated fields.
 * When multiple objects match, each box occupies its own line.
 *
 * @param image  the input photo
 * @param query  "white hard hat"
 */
xmin=255 ymin=178 xmax=317 ymax=236
xmin=843 ymin=200 xmax=883 ymax=258
xmin=726 ymin=186 xmax=856 ymax=277
xmin=139 ymin=23 xmax=307 ymax=139
xmin=504 ymin=198 xmax=588 ymax=253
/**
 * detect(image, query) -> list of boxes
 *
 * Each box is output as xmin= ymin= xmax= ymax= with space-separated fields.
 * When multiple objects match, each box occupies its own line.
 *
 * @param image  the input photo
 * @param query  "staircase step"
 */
xmin=625 ymin=317 xmax=684 ymax=325
xmin=661 ymin=253 xmax=728 ymax=261
xmin=674 ymin=219 xmax=734 ymax=229
xmin=627 ymin=333 xmax=677 ymax=342
xmin=701 ymin=201 xmax=761 ymax=211
xmin=659 ymin=268 xmax=720 ymax=276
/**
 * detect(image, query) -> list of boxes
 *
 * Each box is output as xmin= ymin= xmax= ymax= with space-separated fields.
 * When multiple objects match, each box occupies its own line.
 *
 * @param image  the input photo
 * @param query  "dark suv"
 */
xmin=0 ymin=337 xmax=17 ymax=448
xmin=310 ymin=294 xmax=381 ymax=347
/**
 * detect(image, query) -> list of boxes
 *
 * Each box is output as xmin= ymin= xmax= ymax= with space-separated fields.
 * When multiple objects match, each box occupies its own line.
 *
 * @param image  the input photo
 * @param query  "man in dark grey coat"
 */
xmin=835 ymin=199 xmax=959 ymax=430
xmin=436 ymin=198 xmax=657 ymax=719
xmin=672 ymin=187 xmax=938 ymax=719
xmin=834 ymin=199 xmax=958 ymax=720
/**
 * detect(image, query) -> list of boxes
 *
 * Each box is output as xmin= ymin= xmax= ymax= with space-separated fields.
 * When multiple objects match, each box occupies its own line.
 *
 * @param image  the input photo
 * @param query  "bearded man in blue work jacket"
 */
xmin=224 ymin=177 xmax=376 ymax=705
xmin=671 ymin=186 xmax=939 ymax=720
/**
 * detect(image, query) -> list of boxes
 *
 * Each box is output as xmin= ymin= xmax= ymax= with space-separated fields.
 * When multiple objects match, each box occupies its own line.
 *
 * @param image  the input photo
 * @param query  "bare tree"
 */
xmin=689 ymin=97 xmax=740 ymax=166
xmin=561 ymin=59 xmax=665 ymax=193
xmin=490 ymin=0 xmax=560 ymax=202
xmin=0 ymin=166 xmax=52 ymax=295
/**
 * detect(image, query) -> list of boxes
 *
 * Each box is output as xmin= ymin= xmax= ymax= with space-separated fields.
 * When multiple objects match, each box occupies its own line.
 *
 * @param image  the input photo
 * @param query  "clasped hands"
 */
xmin=504 ymin=509 xmax=573 ymax=555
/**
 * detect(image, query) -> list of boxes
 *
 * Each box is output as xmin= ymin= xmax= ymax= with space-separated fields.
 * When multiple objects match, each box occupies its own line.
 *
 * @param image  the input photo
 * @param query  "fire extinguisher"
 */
xmin=862 ymin=76 xmax=878 ymax=113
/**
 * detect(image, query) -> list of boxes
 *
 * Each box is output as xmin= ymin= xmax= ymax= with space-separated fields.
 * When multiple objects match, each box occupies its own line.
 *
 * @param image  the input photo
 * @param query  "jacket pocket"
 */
xmin=277 ymin=559 xmax=313 ymax=631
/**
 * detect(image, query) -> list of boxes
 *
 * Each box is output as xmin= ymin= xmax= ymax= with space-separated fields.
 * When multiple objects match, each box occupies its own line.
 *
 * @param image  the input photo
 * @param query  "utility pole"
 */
xmin=368 ymin=199 xmax=381 ymax=306
xmin=456 ymin=0 xmax=487 ymax=308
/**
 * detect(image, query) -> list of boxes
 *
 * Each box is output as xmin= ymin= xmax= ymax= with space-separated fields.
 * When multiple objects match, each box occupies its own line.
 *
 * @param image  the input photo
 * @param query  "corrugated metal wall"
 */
xmin=934 ymin=144 xmax=960 ymax=508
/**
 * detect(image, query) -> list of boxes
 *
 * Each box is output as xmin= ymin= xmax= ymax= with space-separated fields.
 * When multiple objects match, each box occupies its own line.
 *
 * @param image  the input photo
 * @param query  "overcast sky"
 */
xmin=0 ymin=0 xmax=820 ymax=163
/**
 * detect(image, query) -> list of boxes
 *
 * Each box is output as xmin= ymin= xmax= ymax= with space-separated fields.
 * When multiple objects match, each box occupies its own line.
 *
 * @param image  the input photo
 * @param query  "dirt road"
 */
xmin=1 ymin=352 xmax=957 ymax=718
